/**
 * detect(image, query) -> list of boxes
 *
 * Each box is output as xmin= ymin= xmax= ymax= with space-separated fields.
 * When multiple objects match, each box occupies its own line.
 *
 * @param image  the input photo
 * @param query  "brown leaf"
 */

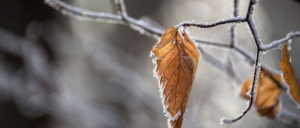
xmin=280 ymin=43 xmax=300 ymax=105
xmin=151 ymin=27 xmax=200 ymax=128
xmin=240 ymin=71 xmax=281 ymax=118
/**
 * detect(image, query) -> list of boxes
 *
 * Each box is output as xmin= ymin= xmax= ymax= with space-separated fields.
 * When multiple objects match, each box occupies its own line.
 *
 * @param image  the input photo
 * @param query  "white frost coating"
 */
xmin=129 ymin=24 xmax=145 ymax=35
xmin=183 ymin=28 xmax=190 ymax=35
xmin=246 ymin=101 xmax=250 ymax=106
xmin=150 ymin=51 xmax=160 ymax=79
xmin=177 ymin=26 xmax=185 ymax=33
xmin=152 ymin=65 xmax=159 ymax=79
xmin=166 ymin=110 xmax=182 ymax=121
xmin=176 ymin=27 xmax=185 ymax=44
xmin=246 ymin=91 xmax=251 ymax=97
xmin=250 ymin=52 xmax=263 ymax=105
xmin=287 ymin=39 xmax=292 ymax=51
xmin=176 ymin=20 xmax=195 ymax=28
xmin=149 ymin=51 xmax=154 ymax=57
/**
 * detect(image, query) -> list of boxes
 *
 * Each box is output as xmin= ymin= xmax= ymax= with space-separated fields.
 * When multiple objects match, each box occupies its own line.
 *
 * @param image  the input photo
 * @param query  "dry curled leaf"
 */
xmin=280 ymin=43 xmax=300 ymax=105
xmin=151 ymin=27 xmax=200 ymax=128
xmin=240 ymin=71 xmax=281 ymax=118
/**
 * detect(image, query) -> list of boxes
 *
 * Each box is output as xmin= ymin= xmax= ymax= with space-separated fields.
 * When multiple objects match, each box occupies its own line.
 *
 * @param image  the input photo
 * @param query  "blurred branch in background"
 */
xmin=0 ymin=19 xmax=166 ymax=127
xmin=0 ymin=24 xmax=56 ymax=116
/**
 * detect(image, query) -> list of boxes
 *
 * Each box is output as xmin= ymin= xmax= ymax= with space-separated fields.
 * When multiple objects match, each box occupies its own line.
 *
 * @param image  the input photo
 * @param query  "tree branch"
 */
xmin=114 ymin=0 xmax=128 ymax=20
xmin=262 ymin=31 xmax=300 ymax=51
xmin=45 ymin=0 xmax=123 ymax=23
xmin=44 ymin=0 xmax=300 ymax=125
xmin=178 ymin=17 xmax=246 ymax=28
xmin=222 ymin=50 xmax=262 ymax=124
xmin=230 ymin=0 xmax=239 ymax=47
xmin=247 ymin=17 xmax=264 ymax=49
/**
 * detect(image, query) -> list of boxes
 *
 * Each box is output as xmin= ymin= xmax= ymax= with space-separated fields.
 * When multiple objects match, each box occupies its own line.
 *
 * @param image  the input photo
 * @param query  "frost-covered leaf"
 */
xmin=280 ymin=43 xmax=300 ymax=105
xmin=151 ymin=27 xmax=200 ymax=128
xmin=240 ymin=71 xmax=281 ymax=118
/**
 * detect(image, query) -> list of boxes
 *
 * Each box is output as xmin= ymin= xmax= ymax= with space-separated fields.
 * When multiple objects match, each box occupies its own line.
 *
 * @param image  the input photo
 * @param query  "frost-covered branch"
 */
xmin=262 ymin=31 xmax=300 ymax=51
xmin=45 ymin=0 xmax=163 ymax=38
xmin=222 ymin=50 xmax=262 ymax=124
xmin=44 ymin=0 xmax=300 ymax=125
xmin=222 ymin=0 xmax=299 ymax=124
xmin=179 ymin=17 xmax=246 ymax=28
xmin=114 ymin=0 xmax=128 ymax=21
xmin=247 ymin=17 xmax=264 ymax=49
xmin=44 ymin=0 xmax=123 ymax=23
xmin=230 ymin=0 xmax=240 ymax=47
xmin=221 ymin=0 xmax=263 ymax=124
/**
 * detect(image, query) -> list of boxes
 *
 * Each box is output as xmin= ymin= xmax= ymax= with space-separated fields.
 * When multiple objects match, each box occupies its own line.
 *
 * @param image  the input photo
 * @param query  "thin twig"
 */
xmin=44 ymin=0 xmax=123 ymax=23
xmin=230 ymin=0 xmax=239 ymax=47
xmin=222 ymin=50 xmax=262 ymax=124
xmin=262 ymin=31 xmax=300 ymax=51
xmin=179 ymin=17 xmax=246 ymax=28
xmin=221 ymin=0 xmax=263 ymax=123
xmin=233 ymin=0 xmax=240 ymax=17
xmin=45 ymin=0 xmax=163 ymax=38
xmin=247 ymin=17 xmax=264 ymax=49
xmin=114 ymin=0 xmax=128 ymax=20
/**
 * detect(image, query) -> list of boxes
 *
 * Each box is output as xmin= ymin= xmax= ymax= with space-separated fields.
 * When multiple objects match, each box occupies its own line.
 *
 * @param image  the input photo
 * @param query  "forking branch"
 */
xmin=45 ymin=0 xmax=300 ymax=125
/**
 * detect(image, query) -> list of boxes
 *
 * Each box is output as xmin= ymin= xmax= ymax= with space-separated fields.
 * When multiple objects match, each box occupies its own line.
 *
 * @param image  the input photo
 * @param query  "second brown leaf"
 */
xmin=240 ymin=71 xmax=282 ymax=119
xmin=280 ymin=43 xmax=300 ymax=105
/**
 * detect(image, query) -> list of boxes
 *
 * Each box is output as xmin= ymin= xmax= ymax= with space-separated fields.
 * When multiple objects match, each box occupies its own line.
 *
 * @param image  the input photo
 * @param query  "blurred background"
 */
xmin=0 ymin=0 xmax=300 ymax=128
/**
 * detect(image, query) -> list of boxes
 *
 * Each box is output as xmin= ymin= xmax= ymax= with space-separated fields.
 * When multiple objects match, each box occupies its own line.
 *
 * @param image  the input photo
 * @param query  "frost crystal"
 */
xmin=149 ymin=51 xmax=154 ymax=57
xmin=166 ymin=110 xmax=182 ymax=121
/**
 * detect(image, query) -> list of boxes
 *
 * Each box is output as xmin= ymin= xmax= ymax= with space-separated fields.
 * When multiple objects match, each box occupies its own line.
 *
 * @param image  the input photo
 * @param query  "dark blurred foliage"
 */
xmin=0 ymin=0 xmax=53 ymax=34
xmin=0 ymin=0 xmax=54 ymax=128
